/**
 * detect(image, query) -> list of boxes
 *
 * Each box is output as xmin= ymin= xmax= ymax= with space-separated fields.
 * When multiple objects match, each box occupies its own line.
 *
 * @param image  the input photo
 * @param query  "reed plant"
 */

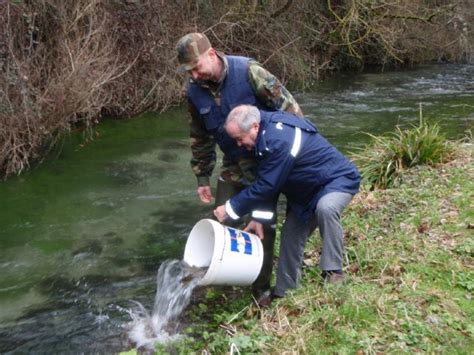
xmin=353 ymin=109 xmax=455 ymax=189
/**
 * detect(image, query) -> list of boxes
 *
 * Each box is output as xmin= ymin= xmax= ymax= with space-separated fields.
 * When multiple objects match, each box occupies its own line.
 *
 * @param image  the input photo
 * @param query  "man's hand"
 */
xmin=213 ymin=205 xmax=228 ymax=222
xmin=244 ymin=220 xmax=264 ymax=240
xmin=197 ymin=186 xmax=213 ymax=204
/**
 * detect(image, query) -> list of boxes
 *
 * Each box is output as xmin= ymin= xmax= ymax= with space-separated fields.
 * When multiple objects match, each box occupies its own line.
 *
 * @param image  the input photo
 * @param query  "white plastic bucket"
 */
xmin=183 ymin=219 xmax=264 ymax=286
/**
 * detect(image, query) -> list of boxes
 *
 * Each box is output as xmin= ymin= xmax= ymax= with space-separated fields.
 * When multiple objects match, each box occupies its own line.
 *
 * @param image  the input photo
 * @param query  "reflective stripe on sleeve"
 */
xmin=251 ymin=210 xmax=274 ymax=220
xmin=290 ymin=127 xmax=302 ymax=157
xmin=225 ymin=200 xmax=240 ymax=220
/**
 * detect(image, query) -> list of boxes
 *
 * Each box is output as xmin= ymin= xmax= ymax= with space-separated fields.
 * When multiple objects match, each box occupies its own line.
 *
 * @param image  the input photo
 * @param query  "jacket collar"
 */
xmin=255 ymin=111 xmax=271 ymax=155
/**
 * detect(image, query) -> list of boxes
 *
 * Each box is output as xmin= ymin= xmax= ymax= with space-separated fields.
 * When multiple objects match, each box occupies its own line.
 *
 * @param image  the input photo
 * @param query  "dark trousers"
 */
xmin=215 ymin=178 xmax=276 ymax=295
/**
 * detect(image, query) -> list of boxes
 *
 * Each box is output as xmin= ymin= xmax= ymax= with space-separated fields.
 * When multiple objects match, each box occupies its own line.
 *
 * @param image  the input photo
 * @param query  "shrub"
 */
xmin=1 ymin=1 xmax=470 ymax=179
xmin=353 ymin=111 xmax=455 ymax=189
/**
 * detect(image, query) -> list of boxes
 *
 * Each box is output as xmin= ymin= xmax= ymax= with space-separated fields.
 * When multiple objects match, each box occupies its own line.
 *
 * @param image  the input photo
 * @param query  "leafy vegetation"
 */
xmin=352 ymin=108 xmax=456 ymax=189
xmin=128 ymin=141 xmax=472 ymax=354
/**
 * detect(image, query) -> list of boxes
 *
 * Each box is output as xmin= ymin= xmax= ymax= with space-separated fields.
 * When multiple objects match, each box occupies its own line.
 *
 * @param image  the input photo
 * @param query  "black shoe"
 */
xmin=256 ymin=290 xmax=273 ymax=308
xmin=254 ymin=290 xmax=284 ymax=308
xmin=322 ymin=270 xmax=346 ymax=285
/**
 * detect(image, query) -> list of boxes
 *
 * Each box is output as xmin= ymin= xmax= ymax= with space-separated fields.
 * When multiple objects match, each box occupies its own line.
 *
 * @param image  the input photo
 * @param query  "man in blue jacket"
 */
xmin=176 ymin=32 xmax=303 ymax=303
xmin=214 ymin=105 xmax=361 ymax=302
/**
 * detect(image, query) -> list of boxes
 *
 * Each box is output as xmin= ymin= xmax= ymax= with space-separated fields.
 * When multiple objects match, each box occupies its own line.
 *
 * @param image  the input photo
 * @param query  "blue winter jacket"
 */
xmin=226 ymin=110 xmax=361 ymax=222
xmin=187 ymin=55 xmax=270 ymax=161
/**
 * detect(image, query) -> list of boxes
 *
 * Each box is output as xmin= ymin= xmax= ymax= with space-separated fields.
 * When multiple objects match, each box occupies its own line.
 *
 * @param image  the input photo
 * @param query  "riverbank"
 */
xmin=159 ymin=141 xmax=473 ymax=353
xmin=1 ymin=1 xmax=472 ymax=178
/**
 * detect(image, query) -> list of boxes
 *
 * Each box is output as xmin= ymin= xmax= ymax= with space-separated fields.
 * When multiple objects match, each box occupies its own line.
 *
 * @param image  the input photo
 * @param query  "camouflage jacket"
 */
xmin=188 ymin=52 xmax=303 ymax=187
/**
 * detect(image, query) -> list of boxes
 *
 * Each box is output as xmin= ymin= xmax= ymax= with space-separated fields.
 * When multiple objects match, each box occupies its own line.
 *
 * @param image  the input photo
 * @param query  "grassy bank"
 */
xmin=152 ymin=141 xmax=473 ymax=354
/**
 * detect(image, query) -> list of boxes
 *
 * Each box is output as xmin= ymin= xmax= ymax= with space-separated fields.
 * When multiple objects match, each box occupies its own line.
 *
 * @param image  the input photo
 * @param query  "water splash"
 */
xmin=127 ymin=260 xmax=207 ymax=349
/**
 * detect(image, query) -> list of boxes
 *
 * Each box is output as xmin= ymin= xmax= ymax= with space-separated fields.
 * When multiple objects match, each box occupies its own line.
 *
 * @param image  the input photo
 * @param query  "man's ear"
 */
xmin=207 ymin=48 xmax=217 ymax=58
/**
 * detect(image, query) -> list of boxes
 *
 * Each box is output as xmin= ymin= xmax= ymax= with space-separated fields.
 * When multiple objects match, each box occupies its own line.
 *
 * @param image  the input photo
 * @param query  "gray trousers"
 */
xmin=273 ymin=192 xmax=354 ymax=297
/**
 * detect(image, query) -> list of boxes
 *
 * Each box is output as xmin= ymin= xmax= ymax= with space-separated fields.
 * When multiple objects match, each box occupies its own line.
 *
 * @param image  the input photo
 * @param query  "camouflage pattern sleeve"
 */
xmin=188 ymin=100 xmax=217 ymax=186
xmin=248 ymin=60 xmax=304 ymax=117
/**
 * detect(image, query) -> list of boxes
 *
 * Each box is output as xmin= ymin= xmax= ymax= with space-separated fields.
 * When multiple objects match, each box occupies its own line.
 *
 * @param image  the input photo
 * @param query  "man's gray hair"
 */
xmin=225 ymin=105 xmax=261 ymax=132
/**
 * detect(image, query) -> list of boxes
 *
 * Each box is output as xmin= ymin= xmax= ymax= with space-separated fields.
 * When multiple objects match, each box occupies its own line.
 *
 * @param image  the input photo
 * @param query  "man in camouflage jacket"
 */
xmin=176 ymin=32 xmax=303 ymax=304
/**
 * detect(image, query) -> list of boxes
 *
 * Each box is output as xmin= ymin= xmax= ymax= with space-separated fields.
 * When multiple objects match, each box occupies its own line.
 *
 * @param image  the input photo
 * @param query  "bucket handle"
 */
xmin=218 ymin=224 xmax=227 ymax=262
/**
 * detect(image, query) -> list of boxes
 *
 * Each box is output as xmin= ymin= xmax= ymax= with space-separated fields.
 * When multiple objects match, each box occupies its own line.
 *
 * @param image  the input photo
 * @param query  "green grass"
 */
xmin=119 ymin=142 xmax=473 ymax=355
xmin=352 ymin=113 xmax=456 ymax=189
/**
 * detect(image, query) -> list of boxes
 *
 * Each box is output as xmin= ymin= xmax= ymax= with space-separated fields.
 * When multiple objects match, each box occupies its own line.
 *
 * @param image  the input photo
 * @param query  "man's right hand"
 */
xmin=197 ymin=186 xmax=213 ymax=204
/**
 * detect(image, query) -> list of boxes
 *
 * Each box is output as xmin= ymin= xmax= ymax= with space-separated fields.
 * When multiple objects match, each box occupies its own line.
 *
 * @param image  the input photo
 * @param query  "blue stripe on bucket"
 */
xmin=241 ymin=232 xmax=252 ymax=255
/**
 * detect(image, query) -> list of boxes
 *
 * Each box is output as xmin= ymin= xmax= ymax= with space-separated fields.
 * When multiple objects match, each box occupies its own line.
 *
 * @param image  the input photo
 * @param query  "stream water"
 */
xmin=0 ymin=64 xmax=472 ymax=353
xmin=127 ymin=260 xmax=206 ymax=349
